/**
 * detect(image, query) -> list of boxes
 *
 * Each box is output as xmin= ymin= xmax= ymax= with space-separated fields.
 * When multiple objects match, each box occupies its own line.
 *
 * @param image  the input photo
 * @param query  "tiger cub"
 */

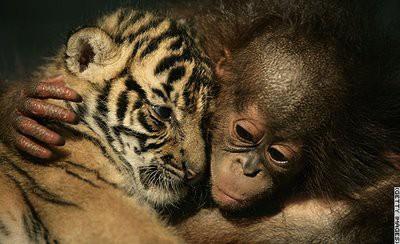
xmin=0 ymin=8 xmax=216 ymax=243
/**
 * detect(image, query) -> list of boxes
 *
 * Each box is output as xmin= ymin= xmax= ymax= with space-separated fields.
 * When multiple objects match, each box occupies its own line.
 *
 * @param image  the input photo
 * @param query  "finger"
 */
xmin=27 ymin=76 xmax=82 ymax=102
xmin=15 ymin=134 xmax=54 ymax=159
xmin=23 ymin=76 xmax=64 ymax=96
xmin=18 ymin=98 xmax=79 ymax=124
xmin=34 ymin=82 xmax=82 ymax=102
xmin=15 ymin=116 xmax=65 ymax=146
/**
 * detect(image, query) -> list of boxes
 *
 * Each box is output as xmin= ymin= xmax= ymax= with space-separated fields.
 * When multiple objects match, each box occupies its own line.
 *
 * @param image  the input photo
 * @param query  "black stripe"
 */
xmin=162 ymin=83 xmax=174 ymax=98
xmin=133 ymin=100 xmax=143 ymax=110
xmin=94 ymin=115 xmax=115 ymax=144
xmin=96 ymin=80 xmax=112 ymax=117
xmin=64 ymin=101 xmax=78 ymax=117
xmin=119 ymin=67 xmax=129 ymax=77
xmin=64 ymin=170 xmax=99 ymax=188
xmin=128 ymin=11 xmax=146 ymax=25
xmin=187 ymin=66 xmax=202 ymax=87
xmin=22 ymin=215 xmax=35 ymax=241
xmin=148 ymin=113 xmax=165 ymax=128
xmin=125 ymin=77 xmax=147 ymax=100
xmin=115 ymin=11 xmax=146 ymax=44
xmin=167 ymin=66 xmax=186 ymax=84
xmin=115 ymin=35 xmax=125 ymax=45
xmin=113 ymin=125 xmax=152 ymax=153
xmin=181 ymin=66 xmax=207 ymax=112
xmin=117 ymin=9 xmax=143 ymax=30
xmin=112 ymin=127 xmax=127 ymax=154
xmin=117 ymin=91 xmax=129 ymax=122
xmin=113 ymin=125 xmax=155 ymax=141
xmin=128 ymin=18 xmax=164 ymax=42
xmin=143 ymin=139 xmax=168 ymax=151
xmin=114 ymin=9 xmax=132 ymax=43
xmin=62 ymin=161 xmax=120 ymax=189
xmin=52 ymin=123 xmax=135 ymax=183
xmin=116 ymin=9 xmax=130 ymax=25
xmin=5 ymin=174 xmax=50 ymax=243
xmin=56 ymin=123 xmax=135 ymax=185
xmin=151 ymin=88 xmax=167 ymax=102
xmin=131 ymin=39 xmax=143 ymax=59
xmin=138 ymin=111 xmax=156 ymax=133
xmin=169 ymin=37 xmax=183 ymax=51
xmin=76 ymin=103 xmax=87 ymax=117
xmin=3 ymin=157 xmax=79 ymax=207
xmin=64 ymin=101 xmax=88 ymax=128
xmin=140 ymin=28 xmax=178 ymax=60
xmin=55 ymin=123 xmax=120 ymax=171
xmin=154 ymin=48 xmax=192 ymax=75
xmin=160 ymin=154 xmax=174 ymax=164
xmin=22 ymin=212 xmax=48 ymax=243
xmin=114 ymin=35 xmax=124 ymax=45
xmin=183 ymin=88 xmax=194 ymax=112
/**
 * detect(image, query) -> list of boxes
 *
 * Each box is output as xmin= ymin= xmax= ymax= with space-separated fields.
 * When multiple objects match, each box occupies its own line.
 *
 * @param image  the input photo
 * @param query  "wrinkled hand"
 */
xmin=13 ymin=76 xmax=81 ymax=159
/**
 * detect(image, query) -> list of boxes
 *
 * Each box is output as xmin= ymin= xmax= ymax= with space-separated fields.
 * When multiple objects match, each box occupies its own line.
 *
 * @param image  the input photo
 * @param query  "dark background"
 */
xmin=0 ymin=0 xmax=169 ymax=79
xmin=0 ymin=0 xmax=399 ymax=79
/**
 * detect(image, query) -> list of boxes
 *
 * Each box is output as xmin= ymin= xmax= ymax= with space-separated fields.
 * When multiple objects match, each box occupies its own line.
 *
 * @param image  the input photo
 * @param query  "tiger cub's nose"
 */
xmin=184 ymin=162 xmax=201 ymax=184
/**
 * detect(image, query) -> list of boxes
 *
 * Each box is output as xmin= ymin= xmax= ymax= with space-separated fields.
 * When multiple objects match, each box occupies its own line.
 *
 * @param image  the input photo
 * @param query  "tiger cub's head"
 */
xmin=61 ymin=9 xmax=217 ymax=206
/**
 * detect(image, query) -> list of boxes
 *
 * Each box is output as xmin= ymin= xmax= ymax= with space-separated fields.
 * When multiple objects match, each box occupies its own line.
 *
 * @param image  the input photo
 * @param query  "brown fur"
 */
xmin=167 ymin=1 xmax=400 ymax=242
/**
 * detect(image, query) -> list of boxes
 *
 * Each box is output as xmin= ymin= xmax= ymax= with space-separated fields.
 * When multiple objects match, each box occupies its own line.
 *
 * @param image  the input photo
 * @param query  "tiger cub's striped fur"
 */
xmin=0 ymin=8 xmax=216 ymax=243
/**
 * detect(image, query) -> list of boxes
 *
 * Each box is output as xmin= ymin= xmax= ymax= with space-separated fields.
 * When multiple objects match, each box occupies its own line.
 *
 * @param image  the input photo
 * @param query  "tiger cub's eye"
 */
xmin=151 ymin=105 xmax=172 ymax=120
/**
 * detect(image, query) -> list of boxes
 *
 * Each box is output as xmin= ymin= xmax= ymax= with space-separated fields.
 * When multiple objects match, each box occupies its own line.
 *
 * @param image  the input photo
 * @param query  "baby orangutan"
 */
xmin=2 ymin=0 xmax=400 ymax=243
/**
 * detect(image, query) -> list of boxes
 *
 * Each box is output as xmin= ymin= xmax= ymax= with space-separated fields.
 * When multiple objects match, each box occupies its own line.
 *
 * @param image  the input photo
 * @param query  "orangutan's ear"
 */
xmin=216 ymin=47 xmax=233 ymax=80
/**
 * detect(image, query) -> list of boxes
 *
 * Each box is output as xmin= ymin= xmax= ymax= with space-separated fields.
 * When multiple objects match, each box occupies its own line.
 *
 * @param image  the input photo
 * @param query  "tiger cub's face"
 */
xmin=62 ymin=9 xmax=217 ymax=206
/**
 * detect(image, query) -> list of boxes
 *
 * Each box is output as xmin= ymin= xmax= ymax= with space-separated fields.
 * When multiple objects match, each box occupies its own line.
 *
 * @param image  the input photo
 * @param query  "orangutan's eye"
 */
xmin=268 ymin=147 xmax=288 ymax=163
xmin=235 ymin=124 xmax=254 ymax=142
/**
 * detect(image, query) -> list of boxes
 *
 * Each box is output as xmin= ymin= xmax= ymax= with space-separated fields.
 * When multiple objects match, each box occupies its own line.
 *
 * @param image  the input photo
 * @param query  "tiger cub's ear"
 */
xmin=65 ymin=27 xmax=130 ymax=82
